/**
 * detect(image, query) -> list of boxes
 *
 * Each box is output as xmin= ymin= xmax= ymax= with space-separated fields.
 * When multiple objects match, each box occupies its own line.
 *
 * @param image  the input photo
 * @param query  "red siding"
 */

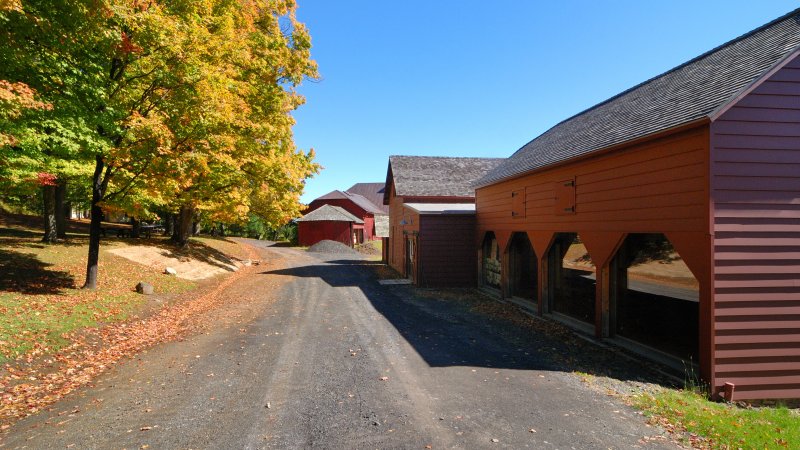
xmin=298 ymin=221 xmax=352 ymax=247
xmin=306 ymin=199 xmax=377 ymax=240
xmin=710 ymin=53 xmax=800 ymax=401
xmin=476 ymin=125 xmax=714 ymax=384
xmin=418 ymin=215 xmax=477 ymax=287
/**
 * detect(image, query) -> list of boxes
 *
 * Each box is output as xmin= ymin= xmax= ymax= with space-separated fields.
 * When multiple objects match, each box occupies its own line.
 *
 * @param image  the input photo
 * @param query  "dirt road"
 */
xmin=2 ymin=241 xmax=674 ymax=449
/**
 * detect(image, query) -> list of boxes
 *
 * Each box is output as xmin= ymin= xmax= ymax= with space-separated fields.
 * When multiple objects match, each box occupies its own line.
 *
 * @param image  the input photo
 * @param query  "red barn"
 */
xmin=474 ymin=9 xmax=800 ymax=401
xmin=305 ymin=188 xmax=387 ymax=244
xmin=296 ymin=204 xmax=363 ymax=247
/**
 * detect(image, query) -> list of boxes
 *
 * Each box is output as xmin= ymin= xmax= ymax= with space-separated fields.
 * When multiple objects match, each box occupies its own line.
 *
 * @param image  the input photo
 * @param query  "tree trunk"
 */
xmin=131 ymin=217 xmax=141 ymax=238
xmin=55 ymin=179 xmax=67 ymax=239
xmin=83 ymin=156 xmax=109 ymax=290
xmin=163 ymin=212 xmax=174 ymax=236
xmin=42 ymin=184 xmax=57 ymax=243
xmin=172 ymin=205 xmax=194 ymax=248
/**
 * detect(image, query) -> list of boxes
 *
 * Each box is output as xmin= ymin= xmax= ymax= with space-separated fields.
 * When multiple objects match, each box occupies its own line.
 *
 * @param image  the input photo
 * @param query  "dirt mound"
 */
xmin=307 ymin=240 xmax=359 ymax=255
xmin=108 ymin=243 xmax=241 ymax=281
xmin=355 ymin=242 xmax=380 ymax=256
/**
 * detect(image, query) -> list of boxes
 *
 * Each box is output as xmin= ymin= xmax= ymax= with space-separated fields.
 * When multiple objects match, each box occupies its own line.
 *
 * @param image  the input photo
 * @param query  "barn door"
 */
xmin=405 ymin=236 xmax=417 ymax=282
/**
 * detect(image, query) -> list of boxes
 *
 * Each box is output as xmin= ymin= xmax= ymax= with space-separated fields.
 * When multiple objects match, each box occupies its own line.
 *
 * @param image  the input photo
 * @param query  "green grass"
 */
xmin=0 ymin=229 xmax=198 ymax=362
xmin=355 ymin=239 xmax=383 ymax=261
xmin=633 ymin=389 xmax=799 ymax=448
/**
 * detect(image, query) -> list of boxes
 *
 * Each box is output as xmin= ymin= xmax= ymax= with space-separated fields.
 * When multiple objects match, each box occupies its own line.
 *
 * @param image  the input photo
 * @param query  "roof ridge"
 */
xmin=507 ymin=7 xmax=800 ymax=160
xmin=389 ymin=155 xmax=505 ymax=160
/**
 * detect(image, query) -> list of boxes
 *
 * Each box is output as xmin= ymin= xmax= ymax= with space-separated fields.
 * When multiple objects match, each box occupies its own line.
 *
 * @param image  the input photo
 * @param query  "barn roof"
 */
xmin=345 ymin=183 xmax=389 ymax=214
xmin=296 ymin=204 xmax=364 ymax=224
xmin=314 ymin=190 xmax=384 ymax=215
xmin=404 ymin=203 xmax=476 ymax=215
xmin=479 ymin=7 xmax=800 ymax=187
xmin=385 ymin=156 xmax=504 ymax=203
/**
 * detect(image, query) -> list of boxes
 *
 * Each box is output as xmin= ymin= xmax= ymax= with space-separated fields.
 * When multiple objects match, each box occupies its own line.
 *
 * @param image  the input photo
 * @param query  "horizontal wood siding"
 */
xmin=711 ymin=54 xmax=800 ymax=401
xmin=476 ymin=125 xmax=715 ymax=385
xmin=387 ymin=189 xmax=405 ymax=274
xmin=475 ymin=127 xmax=710 ymax=234
xmin=307 ymin=199 xmax=375 ymax=240
xmin=298 ymin=221 xmax=351 ymax=248
xmin=419 ymin=215 xmax=477 ymax=287
xmin=387 ymin=187 xmax=474 ymax=276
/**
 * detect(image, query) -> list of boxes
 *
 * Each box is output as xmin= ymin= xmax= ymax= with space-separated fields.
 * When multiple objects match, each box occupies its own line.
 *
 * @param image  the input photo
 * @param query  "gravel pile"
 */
xmin=307 ymin=240 xmax=360 ymax=255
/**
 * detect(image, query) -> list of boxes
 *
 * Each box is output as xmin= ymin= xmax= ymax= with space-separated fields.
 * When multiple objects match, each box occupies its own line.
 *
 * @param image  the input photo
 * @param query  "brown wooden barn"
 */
xmin=474 ymin=9 xmax=800 ymax=401
xmin=296 ymin=204 xmax=363 ymax=248
xmin=401 ymin=203 xmax=477 ymax=287
xmin=383 ymin=156 xmax=503 ymax=285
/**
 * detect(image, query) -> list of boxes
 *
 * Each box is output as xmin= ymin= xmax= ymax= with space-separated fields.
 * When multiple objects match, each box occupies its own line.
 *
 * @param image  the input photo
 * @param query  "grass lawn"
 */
xmin=356 ymin=239 xmax=383 ymax=261
xmin=633 ymin=389 xmax=799 ymax=448
xmin=0 ymin=224 xmax=247 ymax=363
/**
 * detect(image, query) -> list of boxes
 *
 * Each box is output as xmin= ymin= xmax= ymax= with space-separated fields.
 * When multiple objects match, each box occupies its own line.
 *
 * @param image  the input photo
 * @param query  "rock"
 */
xmin=136 ymin=282 xmax=154 ymax=295
xmin=164 ymin=267 xmax=177 ymax=275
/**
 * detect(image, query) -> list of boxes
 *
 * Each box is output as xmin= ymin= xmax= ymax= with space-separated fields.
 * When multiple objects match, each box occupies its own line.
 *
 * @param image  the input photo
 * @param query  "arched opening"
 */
xmin=481 ymin=232 xmax=501 ymax=290
xmin=508 ymin=232 xmax=537 ymax=301
xmin=611 ymin=233 xmax=699 ymax=361
xmin=547 ymin=233 xmax=596 ymax=325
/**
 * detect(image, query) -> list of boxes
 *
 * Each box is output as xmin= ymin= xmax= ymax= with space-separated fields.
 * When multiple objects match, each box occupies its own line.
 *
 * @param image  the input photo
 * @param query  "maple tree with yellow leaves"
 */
xmin=1 ymin=0 xmax=319 ymax=288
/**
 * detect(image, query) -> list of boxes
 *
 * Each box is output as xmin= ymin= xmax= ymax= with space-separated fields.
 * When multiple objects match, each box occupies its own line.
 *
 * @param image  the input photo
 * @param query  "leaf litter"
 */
xmin=0 ymin=242 xmax=263 ymax=428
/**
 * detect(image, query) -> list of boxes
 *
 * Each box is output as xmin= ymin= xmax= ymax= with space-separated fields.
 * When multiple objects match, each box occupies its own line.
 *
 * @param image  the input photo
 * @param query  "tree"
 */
xmin=1 ymin=0 xmax=320 ymax=287
xmin=127 ymin=0 xmax=320 ymax=247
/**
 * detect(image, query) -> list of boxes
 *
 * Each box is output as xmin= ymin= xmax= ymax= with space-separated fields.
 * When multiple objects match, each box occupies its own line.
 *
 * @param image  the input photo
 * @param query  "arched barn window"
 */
xmin=508 ymin=232 xmax=537 ymax=301
xmin=547 ymin=233 xmax=596 ymax=325
xmin=611 ymin=233 xmax=699 ymax=361
xmin=481 ymin=232 xmax=501 ymax=290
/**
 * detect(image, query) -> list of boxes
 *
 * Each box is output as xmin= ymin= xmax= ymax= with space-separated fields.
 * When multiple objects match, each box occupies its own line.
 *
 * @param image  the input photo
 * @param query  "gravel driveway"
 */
xmin=1 ymin=241 xmax=677 ymax=449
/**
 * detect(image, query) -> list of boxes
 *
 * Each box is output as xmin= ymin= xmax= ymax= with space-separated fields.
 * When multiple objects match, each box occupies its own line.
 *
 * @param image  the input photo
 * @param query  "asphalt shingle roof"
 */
xmin=387 ymin=156 xmax=505 ymax=199
xmin=296 ymin=204 xmax=364 ymax=224
xmin=479 ymin=8 xmax=800 ymax=186
xmin=315 ymin=190 xmax=384 ymax=215
xmin=345 ymin=183 xmax=389 ymax=214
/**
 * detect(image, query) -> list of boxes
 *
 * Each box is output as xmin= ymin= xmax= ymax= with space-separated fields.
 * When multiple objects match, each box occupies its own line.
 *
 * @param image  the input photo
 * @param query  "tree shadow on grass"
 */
xmin=0 ymin=248 xmax=75 ymax=295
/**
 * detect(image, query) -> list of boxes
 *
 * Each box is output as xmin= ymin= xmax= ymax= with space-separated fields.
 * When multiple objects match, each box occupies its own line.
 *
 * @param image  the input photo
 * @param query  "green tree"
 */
xmin=2 ymin=0 xmax=319 ymax=287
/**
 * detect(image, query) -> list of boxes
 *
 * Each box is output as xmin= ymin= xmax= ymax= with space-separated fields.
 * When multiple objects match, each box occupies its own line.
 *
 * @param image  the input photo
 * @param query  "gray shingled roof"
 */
xmin=386 ymin=156 xmax=505 ymax=200
xmin=315 ymin=190 xmax=384 ymax=215
xmin=479 ymin=8 xmax=800 ymax=186
xmin=346 ymin=183 xmax=389 ymax=214
xmin=296 ymin=204 xmax=364 ymax=224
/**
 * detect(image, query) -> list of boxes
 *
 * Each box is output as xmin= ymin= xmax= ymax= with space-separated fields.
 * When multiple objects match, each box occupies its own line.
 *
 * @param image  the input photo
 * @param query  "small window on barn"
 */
xmin=511 ymin=189 xmax=525 ymax=218
xmin=554 ymin=179 xmax=576 ymax=215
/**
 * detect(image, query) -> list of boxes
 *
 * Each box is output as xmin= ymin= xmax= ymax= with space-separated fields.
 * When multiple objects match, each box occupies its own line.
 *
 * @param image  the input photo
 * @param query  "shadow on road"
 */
xmin=261 ymin=258 xmax=679 ymax=388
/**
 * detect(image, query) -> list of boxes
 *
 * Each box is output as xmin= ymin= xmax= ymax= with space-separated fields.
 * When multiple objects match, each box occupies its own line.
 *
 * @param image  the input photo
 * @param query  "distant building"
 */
xmin=382 ymin=156 xmax=503 ymax=286
xmin=299 ymin=183 xmax=389 ymax=248
xmin=296 ymin=204 xmax=363 ymax=248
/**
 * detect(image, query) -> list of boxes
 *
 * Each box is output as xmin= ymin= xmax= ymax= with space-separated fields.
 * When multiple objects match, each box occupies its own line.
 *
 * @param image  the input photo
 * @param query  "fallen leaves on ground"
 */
xmin=0 ymin=242 xmax=260 ymax=427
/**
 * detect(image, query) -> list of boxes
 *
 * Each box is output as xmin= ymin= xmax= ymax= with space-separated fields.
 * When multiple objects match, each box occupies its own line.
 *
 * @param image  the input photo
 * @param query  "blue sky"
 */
xmin=293 ymin=1 xmax=799 ymax=203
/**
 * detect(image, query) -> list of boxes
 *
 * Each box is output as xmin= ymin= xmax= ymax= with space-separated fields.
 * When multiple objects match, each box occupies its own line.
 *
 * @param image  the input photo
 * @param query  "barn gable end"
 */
xmin=710 ymin=51 xmax=800 ymax=401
